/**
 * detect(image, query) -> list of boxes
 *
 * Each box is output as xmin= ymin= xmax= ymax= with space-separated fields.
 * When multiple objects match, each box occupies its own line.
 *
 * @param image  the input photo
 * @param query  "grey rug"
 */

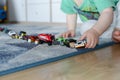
xmin=0 ymin=24 xmax=114 ymax=76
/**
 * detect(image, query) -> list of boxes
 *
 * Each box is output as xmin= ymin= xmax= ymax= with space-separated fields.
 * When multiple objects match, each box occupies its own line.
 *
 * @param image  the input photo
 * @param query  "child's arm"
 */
xmin=61 ymin=14 xmax=77 ymax=38
xmin=80 ymin=7 xmax=114 ymax=48
xmin=92 ymin=8 xmax=114 ymax=36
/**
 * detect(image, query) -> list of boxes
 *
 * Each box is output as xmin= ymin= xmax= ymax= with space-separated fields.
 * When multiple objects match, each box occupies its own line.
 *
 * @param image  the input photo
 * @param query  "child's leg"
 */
xmin=79 ymin=20 xmax=114 ymax=39
xmin=79 ymin=20 xmax=97 ymax=35
xmin=112 ymin=1 xmax=120 ymax=42
xmin=116 ymin=1 xmax=120 ymax=28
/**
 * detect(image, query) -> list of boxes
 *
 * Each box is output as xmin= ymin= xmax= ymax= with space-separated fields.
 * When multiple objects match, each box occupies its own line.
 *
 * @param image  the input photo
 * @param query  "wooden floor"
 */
xmin=0 ymin=44 xmax=120 ymax=80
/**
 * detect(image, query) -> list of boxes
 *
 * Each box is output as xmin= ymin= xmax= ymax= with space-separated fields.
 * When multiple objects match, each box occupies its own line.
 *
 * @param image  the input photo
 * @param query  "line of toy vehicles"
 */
xmin=0 ymin=27 xmax=87 ymax=48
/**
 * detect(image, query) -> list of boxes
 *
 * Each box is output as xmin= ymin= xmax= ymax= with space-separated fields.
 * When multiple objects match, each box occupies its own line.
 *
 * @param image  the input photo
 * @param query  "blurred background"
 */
xmin=0 ymin=0 xmax=82 ymax=24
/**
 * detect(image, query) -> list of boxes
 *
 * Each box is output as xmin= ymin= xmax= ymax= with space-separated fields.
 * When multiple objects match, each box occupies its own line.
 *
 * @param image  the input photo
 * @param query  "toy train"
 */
xmin=0 ymin=27 xmax=87 ymax=48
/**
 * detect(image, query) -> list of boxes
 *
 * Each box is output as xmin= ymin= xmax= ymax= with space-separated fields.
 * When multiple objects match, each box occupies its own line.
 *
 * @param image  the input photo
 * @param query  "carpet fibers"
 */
xmin=0 ymin=24 xmax=114 ymax=76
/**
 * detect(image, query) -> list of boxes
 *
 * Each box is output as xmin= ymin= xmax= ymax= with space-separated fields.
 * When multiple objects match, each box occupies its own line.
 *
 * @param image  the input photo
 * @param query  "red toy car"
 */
xmin=0 ymin=27 xmax=4 ymax=32
xmin=37 ymin=33 xmax=55 ymax=45
xmin=27 ymin=35 xmax=38 ymax=43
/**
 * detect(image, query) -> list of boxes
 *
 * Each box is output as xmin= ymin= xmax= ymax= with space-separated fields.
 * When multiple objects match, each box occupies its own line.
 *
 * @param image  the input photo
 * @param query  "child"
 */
xmin=60 ymin=0 xmax=119 ymax=48
xmin=112 ymin=1 xmax=120 ymax=43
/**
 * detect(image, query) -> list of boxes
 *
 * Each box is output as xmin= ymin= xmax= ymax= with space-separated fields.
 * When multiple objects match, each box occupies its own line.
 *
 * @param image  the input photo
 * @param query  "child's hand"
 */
xmin=80 ymin=28 xmax=100 ymax=48
xmin=60 ymin=29 xmax=75 ymax=38
xmin=112 ymin=29 xmax=120 ymax=43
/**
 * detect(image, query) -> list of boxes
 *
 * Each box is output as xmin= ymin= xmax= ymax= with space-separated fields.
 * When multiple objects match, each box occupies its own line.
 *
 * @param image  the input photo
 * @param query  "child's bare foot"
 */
xmin=112 ymin=29 xmax=120 ymax=43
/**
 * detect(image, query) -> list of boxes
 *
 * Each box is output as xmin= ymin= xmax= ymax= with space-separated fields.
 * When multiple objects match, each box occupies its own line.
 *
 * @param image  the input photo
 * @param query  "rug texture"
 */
xmin=0 ymin=24 xmax=114 ymax=76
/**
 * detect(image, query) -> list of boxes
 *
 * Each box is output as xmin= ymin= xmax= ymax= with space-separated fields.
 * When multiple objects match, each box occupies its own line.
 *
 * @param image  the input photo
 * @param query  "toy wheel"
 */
xmin=60 ymin=41 xmax=64 ymax=46
xmin=39 ymin=40 xmax=44 ymax=44
xmin=48 ymin=42 xmax=52 ymax=46
xmin=52 ymin=41 xmax=60 ymax=45
xmin=28 ymin=39 xmax=32 ymax=43
xmin=35 ymin=40 xmax=39 ymax=44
